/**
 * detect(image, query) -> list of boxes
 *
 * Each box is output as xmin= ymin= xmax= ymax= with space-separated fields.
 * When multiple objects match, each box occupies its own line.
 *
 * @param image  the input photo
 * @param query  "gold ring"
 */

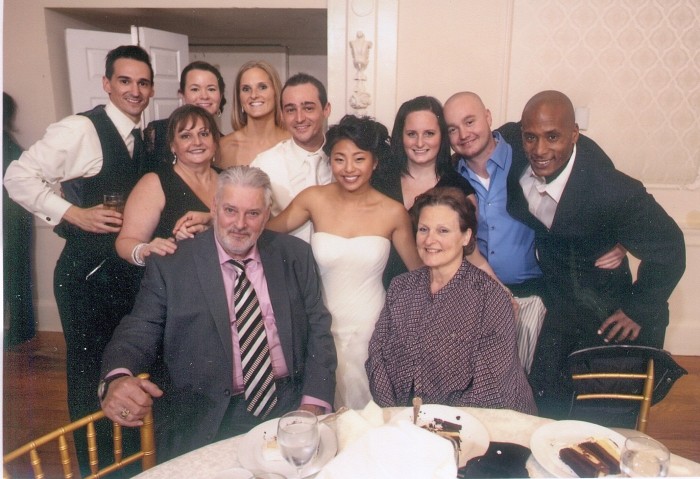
xmin=120 ymin=408 xmax=130 ymax=419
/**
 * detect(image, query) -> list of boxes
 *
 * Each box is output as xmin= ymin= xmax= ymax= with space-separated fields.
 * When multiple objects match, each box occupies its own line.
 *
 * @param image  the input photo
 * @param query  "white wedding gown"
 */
xmin=311 ymin=232 xmax=390 ymax=410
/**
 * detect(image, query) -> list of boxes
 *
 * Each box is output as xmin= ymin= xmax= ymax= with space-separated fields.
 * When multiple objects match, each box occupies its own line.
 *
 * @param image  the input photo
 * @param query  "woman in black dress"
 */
xmin=144 ymin=61 xmax=226 ymax=170
xmin=116 ymin=105 xmax=220 ymax=266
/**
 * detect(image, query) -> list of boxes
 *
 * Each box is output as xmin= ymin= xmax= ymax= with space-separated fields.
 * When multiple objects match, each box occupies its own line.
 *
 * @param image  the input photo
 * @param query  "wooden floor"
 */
xmin=4 ymin=332 xmax=700 ymax=477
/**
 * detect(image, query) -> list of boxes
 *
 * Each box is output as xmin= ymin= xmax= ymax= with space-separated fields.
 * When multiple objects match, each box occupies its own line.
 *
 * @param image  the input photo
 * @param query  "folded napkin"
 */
xmin=316 ymin=421 xmax=458 ymax=479
xmin=335 ymin=401 xmax=384 ymax=451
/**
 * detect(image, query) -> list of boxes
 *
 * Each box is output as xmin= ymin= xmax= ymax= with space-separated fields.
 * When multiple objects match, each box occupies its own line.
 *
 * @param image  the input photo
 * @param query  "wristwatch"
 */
xmin=98 ymin=373 xmax=131 ymax=402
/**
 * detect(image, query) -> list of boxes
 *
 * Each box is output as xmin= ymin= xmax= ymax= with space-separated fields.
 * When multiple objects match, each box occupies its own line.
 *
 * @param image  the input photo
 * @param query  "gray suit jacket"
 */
xmin=101 ymin=228 xmax=336 ymax=459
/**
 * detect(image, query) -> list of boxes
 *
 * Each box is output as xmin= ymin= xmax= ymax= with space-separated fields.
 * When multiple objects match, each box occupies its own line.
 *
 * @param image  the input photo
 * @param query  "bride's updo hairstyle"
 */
xmin=323 ymin=114 xmax=392 ymax=166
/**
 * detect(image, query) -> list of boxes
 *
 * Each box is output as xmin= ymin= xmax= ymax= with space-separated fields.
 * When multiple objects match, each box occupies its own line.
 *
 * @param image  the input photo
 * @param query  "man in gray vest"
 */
xmin=4 ymin=45 xmax=154 ymax=473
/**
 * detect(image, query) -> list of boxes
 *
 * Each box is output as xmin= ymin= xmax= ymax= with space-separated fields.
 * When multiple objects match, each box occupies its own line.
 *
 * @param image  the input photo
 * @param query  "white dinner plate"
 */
xmin=389 ymin=404 xmax=490 ymax=467
xmin=529 ymin=420 xmax=626 ymax=477
xmin=238 ymin=417 xmax=338 ymax=478
xmin=210 ymin=467 xmax=254 ymax=479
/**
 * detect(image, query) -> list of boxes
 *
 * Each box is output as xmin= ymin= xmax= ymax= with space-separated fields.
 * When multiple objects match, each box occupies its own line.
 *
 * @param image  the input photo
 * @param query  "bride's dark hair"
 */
xmin=323 ymin=114 xmax=391 ymax=166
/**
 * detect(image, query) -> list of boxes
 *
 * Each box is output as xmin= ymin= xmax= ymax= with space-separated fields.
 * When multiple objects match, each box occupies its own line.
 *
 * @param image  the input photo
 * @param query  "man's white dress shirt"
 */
xmin=3 ymin=101 xmax=141 ymax=225
xmin=519 ymin=146 xmax=577 ymax=230
xmin=252 ymin=138 xmax=332 ymax=242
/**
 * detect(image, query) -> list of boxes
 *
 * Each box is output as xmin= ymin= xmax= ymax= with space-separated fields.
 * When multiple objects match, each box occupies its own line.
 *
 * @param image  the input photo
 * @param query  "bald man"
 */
xmin=445 ymin=92 xmax=546 ymax=297
xmin=502 ymin=90 xmax=686 ymax=419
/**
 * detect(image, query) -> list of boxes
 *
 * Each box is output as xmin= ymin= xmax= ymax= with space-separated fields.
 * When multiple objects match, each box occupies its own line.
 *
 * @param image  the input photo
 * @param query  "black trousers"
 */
xmin=54 ymin=243 xmax=142 ymax=475
xmin=528 ymin=312 xmax=667 ymax=420
xmin=215 ymin=378 xmax=301 ymax=441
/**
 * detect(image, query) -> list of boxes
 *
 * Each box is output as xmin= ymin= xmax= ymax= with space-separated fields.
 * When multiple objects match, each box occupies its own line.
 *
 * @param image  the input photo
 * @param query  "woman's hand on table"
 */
xmin=102 ymin=376 xmax=163 ymax=427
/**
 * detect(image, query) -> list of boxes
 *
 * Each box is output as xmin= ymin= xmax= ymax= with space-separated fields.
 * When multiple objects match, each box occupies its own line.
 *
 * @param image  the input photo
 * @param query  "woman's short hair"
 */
xmin=323 ymin=114 xmax=391 ymax=166
xmin=217 ymin=166 xmax=273 ymax=209
xmin=410 ymin=186 xmax=477 ymax=254
xmin=167 ymin=104 xmax=222 ymax=148
xmin=388 ymin=96 xmax=453 ymax=178
xmin=231 ymin=60 xmax=284 ymax=130
xmin=179 ymin=61 xmax=227 ymax=113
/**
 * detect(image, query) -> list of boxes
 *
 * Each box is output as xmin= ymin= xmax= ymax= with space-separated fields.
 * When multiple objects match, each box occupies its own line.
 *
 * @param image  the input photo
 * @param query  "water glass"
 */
xmin=620 ymin=436 xmax=670 ymax=477
xmin=277 ymin=410 xmax=320 ymax=478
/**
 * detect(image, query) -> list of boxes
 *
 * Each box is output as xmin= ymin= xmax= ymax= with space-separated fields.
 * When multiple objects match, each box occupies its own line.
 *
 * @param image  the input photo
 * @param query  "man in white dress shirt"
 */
xmin=251 ymin=73 xmax=332 ymax=242
xmin=4 ymin=45 xmax=154 ymax=474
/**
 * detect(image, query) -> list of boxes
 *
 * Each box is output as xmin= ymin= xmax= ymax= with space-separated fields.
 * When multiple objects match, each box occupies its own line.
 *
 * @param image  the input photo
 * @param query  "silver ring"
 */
xmin=120 ymin=408 xmax=130 ymax=419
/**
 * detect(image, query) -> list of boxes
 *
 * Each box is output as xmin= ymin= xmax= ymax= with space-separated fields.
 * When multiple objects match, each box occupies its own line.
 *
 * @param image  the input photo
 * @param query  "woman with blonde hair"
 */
xmin=217 ymin=60 xmax=289 ymax=168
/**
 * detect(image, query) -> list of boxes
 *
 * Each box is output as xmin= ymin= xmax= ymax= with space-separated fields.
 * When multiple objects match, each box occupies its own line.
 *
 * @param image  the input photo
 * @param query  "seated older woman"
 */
xmin=365 ymin=187 xmax=536 ymax=414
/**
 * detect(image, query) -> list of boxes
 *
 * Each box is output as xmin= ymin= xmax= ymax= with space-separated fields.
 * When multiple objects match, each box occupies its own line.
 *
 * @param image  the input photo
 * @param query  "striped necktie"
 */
xmin=229 ymin=259 xmax=278 ymax=418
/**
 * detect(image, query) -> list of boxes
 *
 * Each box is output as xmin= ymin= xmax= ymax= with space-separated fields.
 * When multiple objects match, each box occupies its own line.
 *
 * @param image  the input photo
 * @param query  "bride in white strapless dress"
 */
xmin=266 ymin=115 xmax=423 ymax=410
xmin=311 ymin=233 xmax=390 ymax=409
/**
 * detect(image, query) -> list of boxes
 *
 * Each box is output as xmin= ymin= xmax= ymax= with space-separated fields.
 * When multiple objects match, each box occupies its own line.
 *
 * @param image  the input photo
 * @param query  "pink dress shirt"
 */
xmin=215 ymin=238 xmax=330 ymax=412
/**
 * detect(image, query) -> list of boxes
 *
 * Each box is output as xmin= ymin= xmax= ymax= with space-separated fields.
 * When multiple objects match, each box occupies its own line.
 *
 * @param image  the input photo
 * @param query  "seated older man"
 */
xmin=99 ymin=166 xmax=337 ymax=461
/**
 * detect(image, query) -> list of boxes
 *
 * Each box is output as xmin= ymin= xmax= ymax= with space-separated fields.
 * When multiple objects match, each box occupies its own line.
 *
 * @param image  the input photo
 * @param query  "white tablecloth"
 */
xmin=133 ymin=407 xmax=700 ymax=478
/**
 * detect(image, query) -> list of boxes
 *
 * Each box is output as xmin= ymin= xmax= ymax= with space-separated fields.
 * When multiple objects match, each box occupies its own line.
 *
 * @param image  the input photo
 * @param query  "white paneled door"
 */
xmin=132 ymin=26 xmax=189 ymax=125
xmin=65 ymin=26 xmax=189 ymax=124
xmin=65 ymin=28 xmax=131 ymax=114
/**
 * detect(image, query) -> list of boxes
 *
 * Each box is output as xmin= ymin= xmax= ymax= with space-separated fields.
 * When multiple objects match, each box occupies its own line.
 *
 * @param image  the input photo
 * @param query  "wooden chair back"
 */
xmin=568 ymin=345 xmax=687 ymax=433
xmin=3 ymin=374 xmax=155 ymax=479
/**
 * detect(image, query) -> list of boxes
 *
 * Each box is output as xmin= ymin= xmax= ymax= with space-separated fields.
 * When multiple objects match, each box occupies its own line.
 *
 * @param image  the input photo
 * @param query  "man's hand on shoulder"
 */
xmin=63 ymin=204 xmax=123 ymax=233
xmin=101 ymin=376 xmax=163 ymax=427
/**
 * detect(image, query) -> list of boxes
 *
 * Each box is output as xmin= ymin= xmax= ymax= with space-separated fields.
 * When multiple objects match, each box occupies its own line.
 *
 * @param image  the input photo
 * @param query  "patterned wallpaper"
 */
xmin=506 ymin=0 xmax=699 ymax=185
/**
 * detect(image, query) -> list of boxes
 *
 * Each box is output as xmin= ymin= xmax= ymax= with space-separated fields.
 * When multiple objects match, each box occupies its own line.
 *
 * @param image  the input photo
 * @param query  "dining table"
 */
xmin=132 ymin=406 xmax=700 ymax=478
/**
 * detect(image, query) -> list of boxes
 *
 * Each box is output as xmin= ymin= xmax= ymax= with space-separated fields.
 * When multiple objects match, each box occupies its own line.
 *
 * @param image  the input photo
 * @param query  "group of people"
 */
xmin=4 ymin=44 xmax=686 ymax=468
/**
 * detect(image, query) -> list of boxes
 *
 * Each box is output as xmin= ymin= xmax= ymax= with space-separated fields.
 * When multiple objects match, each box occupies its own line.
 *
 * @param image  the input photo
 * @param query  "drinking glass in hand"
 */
xmin=103 ymin=193 xmax=125 ymax=213
xmin=277 ymin=410 xmax=320 ymax=479
xmin=620 ymin=436 xmax=670 ymax=477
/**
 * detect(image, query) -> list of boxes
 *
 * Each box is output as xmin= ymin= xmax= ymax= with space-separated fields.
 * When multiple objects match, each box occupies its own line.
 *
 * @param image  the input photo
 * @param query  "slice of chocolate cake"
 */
xmin=422 ymin=417 xmax=462 ymax=450
xmin=559 ymin=438 xmax=621 ymax=478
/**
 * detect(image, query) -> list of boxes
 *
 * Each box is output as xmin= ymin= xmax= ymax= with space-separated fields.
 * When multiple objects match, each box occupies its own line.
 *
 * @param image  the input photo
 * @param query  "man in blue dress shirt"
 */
xmin=444 ymin=92 xmax=544 ymax=297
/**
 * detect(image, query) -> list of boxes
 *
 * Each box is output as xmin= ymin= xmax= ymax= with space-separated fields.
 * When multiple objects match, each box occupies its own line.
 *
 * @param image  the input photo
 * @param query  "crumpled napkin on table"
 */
xmin=335 ymin=400 xmax=384 ymax=451
xmin=315 ymin=421 xmax=458 ymax=479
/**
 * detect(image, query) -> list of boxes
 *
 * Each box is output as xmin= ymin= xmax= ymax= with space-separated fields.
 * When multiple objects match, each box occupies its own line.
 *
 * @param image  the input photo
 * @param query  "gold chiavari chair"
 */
xmin=567 ymin=345 xmax=687 ymax=433
xmin=3 ymin=373 xmax=155 ymax=479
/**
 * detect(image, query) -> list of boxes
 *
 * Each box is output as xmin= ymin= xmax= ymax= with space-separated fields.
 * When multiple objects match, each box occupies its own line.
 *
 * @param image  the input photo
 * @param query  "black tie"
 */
xmin=131 ymin=128 xmax=146 ymax=168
